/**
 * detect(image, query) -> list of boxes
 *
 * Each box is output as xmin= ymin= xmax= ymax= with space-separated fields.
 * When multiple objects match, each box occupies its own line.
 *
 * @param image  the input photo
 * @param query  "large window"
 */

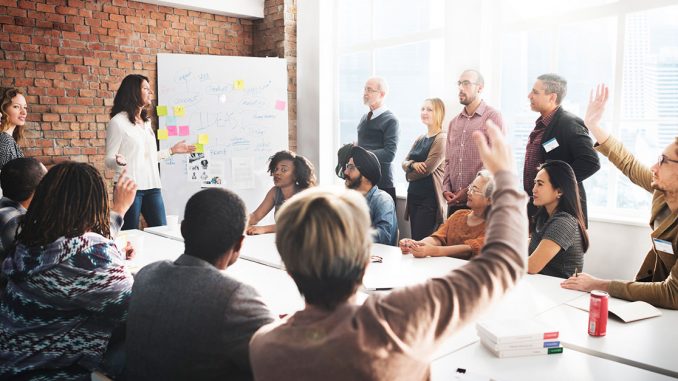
xmin=499 ymin=2 xmax=678 ymax=219
xmin=332 ymin=0 xmax=678 ymax=221
xmin=336 ymin=0 xmax=444 ymax=193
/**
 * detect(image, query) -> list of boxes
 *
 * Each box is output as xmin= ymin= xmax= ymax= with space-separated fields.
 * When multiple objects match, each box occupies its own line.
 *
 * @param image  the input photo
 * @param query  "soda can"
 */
xmin=588 ymin=290 xmax=609 ymax=336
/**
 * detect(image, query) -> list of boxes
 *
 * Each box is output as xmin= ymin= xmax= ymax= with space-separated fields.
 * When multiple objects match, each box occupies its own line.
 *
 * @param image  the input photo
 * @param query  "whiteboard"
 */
xmin=157 ymin=54 xmax=289 ymax=221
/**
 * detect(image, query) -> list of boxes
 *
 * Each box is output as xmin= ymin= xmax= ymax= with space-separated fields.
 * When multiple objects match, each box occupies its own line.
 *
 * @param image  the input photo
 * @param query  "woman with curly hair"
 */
xmin=247 ymin=150 xmax=317 ymax=235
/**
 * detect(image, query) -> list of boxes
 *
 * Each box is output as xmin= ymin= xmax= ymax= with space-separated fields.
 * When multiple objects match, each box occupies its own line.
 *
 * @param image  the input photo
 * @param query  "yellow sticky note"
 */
xmin=157 ymin=129 xmax=169 ymax=140
xmin=173 ymin=105 xmax=185 ymax=117
xmin=156 ymin=105 xmax=168 ymax=116
xmin=198 ymin=133 xmax=209 ymax=145
xmin=195 ymin=143 xmax=204 ymax=153
xmin=233 ymin=80 xmax=244 ymax=90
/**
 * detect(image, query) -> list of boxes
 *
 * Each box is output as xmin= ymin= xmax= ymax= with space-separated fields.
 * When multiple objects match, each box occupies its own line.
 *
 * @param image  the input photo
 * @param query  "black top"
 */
xmin=407 ymin=135 xmax=435 ymax=196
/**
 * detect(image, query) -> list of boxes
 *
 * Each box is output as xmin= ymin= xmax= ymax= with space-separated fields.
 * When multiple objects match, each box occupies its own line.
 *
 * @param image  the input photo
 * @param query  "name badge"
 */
xmin=543 ymin=138 xmax=559 ymax=153
xmin=653 ymin=238 xmax=675 ymax=255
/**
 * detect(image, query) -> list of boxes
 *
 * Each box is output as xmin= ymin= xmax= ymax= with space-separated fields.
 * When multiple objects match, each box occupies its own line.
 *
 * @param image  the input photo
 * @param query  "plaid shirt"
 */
xmin=443 ymin=101 xmax=504 ymax=194
xmin=0 ymin=197 xmax=25 ymax=261
xmin=523 ymin=106 xmax=560 ymax=194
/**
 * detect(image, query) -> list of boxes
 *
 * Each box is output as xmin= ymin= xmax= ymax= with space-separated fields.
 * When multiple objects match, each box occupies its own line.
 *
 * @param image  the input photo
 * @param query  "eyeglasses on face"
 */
xmin=457 ymin=80 xmax=477 ymax=88
xmin=658 ymin=154 xmax=678 ymax=166
xmin=345 ymin=163 xmax=359 ymax=171
xmin=364 ymin=87 xmax=380 ymax=94
xmin=467 ymin=185 xmax=483 ymax=195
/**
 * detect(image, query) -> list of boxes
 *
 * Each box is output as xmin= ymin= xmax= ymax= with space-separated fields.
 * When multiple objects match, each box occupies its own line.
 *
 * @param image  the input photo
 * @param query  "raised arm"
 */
xmin=367 ymin=121 xmax=528 ymax=353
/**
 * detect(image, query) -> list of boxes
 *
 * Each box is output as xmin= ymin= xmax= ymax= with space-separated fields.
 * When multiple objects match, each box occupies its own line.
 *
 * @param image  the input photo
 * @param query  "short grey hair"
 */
xmin=537 ymin=73 xmax=567 ymax=105
xmin=476 ymin=169 xmax=495 ymax=198
xmin=369 ymin=76 xmax=389 ymax=94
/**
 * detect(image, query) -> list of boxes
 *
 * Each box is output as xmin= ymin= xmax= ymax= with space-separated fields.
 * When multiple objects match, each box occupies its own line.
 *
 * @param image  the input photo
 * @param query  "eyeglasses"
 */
xmin=457 ymin=80 xmax=478 ymax=88
xmin=370 ymin=255 xmax=383 ymax=263
xmin=345 ymin=163 xmax=359 ymax=171
xmin=467 ymin=185 xmax=483 ymax=195
xmin=364 ymin=87 xmax=380 ymax=94
xmin=658 ymin=154 xmax=678 ymax=166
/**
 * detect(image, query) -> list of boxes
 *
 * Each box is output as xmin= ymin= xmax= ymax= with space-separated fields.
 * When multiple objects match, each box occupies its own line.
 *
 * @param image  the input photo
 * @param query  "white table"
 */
xmin=431 ymin=340 xmax=676 ymax=381
xmin=535 ymin=301 xmax=678 ymax=378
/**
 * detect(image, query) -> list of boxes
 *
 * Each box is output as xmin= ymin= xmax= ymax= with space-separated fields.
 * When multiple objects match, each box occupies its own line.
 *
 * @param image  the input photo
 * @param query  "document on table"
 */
xmin=566 ymin=294 xmax=662 ymax=323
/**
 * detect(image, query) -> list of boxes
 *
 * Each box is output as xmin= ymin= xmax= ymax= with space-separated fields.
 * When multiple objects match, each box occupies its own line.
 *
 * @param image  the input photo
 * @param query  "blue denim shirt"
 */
xmin=365 ymin=186 xmax=398 ymax=246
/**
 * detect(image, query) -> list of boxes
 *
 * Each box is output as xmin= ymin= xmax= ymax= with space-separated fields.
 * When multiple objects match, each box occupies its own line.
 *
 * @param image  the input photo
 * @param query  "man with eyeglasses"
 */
xmin=561 ymin=84 xmax=678 ymax=310
xmin=443 ymin=69 xmax=504 ymax=217
xmin=343 ymin=145 xmax=397 ymax=246
xmin=357 ymin=77 xmax=400 ymax=205
xmin=524 ymin=73 xmax=600 ymax=226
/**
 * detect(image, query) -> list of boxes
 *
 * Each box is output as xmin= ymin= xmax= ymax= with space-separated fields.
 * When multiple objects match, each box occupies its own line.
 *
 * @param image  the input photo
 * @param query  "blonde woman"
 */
xmin=402 ymin=98 xmax=447 ymax=240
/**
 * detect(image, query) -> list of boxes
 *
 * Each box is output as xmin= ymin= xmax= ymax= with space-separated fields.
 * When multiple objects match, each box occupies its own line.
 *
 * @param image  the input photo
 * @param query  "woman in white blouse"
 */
xmin=105 ymin=74 xmax=194 ymax=230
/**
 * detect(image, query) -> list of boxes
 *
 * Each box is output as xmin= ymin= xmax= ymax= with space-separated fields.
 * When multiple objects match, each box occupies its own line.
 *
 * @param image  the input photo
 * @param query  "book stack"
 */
xmin=476 ymin=319 xmax=563 ymax=358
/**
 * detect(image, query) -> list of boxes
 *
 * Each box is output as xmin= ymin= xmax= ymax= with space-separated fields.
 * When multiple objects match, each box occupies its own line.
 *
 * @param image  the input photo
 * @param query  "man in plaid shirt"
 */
xmin=443 ymin=69 xmax=504 ymax=217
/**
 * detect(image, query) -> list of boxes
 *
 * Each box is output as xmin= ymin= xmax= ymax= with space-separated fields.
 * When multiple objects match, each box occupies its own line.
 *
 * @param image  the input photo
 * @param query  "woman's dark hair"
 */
xmin=110 ymin=74 xmax=150 ymax=125
xmin=267 ymin=150 xmax=317 ymax=189
xmin=531 ymin=160 xmax=589 ymax=252
xmin=0 ymin=87 xmax=26 ymax=143
xmin=17 ymin=161 xmax=111 ymax=247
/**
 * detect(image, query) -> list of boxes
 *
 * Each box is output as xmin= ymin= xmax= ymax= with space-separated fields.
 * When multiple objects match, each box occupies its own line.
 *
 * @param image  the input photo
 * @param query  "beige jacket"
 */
xmin=402 ymin=132 xmax=447 ymax=224
xmin=596 ymin=136 xmax=678 ymax=309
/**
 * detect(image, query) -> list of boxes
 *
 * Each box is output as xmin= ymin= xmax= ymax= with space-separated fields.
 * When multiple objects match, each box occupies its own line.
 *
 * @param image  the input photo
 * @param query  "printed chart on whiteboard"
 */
xmin=157 ymin=54 xmax=289 ymax=220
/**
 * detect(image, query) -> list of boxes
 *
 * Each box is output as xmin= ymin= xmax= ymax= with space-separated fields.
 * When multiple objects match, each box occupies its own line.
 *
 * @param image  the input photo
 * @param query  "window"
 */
xmin=336 ymin=0 xmax=444 ymax=192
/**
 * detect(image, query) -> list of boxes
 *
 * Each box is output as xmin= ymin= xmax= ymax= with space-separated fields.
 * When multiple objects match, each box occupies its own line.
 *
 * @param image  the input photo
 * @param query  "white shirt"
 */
xmin=105 ymin=112 xmax=171 ymax=190
xmin=369 ymin=105 xmax=388 ymax=119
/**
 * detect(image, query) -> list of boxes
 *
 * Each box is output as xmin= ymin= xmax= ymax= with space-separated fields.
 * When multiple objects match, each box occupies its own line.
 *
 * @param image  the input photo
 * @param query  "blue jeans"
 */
xmin=122 ymin=188 xmax=167 ymax=230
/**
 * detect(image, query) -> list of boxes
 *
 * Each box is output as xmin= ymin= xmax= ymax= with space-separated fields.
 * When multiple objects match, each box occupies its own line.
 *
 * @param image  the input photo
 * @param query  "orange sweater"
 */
xmin=430 ymin=209 xmax=486 ymax=257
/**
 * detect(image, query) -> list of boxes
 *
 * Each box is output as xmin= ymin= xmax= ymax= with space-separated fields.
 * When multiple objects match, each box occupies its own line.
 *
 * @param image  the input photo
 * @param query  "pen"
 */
xmin=574 ymin=267 xmax=579 ymax=277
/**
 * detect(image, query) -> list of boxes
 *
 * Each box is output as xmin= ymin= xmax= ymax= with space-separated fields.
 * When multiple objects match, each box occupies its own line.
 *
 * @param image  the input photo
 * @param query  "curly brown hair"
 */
xmin=267 ymin=150 xmax=317 ymax=189
xmin=0 ymin=87 xmax=26 ymax=143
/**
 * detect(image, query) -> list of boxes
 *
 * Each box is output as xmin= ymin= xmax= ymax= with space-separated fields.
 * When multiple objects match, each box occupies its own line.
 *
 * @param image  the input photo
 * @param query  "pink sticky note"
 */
xmin=179 ymin=125 xmax=190 ymax=136
xmin=275 ymin=100 xmax=286 ymax=110
xmin=167 ymin=125 xmax=178 ymax=136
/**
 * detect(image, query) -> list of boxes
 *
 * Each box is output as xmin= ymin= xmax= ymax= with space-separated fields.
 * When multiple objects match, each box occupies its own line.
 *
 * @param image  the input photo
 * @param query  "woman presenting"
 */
xmin=106 ymin=74 xmax=195 ymax=230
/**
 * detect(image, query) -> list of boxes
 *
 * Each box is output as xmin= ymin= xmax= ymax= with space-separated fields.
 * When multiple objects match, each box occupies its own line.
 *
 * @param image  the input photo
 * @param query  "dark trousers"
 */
xmin=447 ymin=203 xmax=470 ymax=218
xmin=407 ymin=193 xmax=438 ymax=241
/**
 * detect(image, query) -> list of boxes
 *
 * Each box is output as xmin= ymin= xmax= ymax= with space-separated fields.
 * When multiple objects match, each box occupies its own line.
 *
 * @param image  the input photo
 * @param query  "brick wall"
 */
xmin=254 ymin=0 xmax=297 ymax=151
xmin=0 ymin=0 xmax=256 ymax=181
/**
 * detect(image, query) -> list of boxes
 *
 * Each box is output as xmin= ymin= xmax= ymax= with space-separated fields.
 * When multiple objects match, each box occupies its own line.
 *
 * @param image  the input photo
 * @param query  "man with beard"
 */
xmin=561 ymin=84 xmax=678 ymax=310
xmin=357 ymin=77 xmax=400 ymax=204
xmin=443 ymin=70 xmax=504 ymax=217
xmin=343 ymin=145 xmax=397 ymax=246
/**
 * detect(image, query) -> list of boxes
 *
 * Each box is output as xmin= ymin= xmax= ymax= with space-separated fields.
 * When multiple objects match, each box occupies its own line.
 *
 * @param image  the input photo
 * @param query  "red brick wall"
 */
xmin=254 ymin=0 xmax=297 ymax=151
xmin=0 ymin=0 xmax=254 ymax=180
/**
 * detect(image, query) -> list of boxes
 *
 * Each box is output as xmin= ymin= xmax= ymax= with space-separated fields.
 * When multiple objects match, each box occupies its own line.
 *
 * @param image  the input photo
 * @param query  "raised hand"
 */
xmin=473 ymin=121 xmax=514 ymax=175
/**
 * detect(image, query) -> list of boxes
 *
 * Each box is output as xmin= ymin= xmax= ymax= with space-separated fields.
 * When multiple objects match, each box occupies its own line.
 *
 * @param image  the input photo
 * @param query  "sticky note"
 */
xmin=198 ymin=133 xmax=209 ymax=145
xmin=173 ymin=105 xmax=185 ymax=117
xmin=167 ymin=125 xmax=178 ymax=136
xmin=166 ymin=116 xmax=176 ymax=127
xmin=233 ymin=80 xmax=244 ymax=90
xmin=195 ymin=143 xmax=204 ymax=153
xmin=157 ymin=129 xmax=169 ymax=140
xmin=275 ymin=100 xmax=286 ymax=110
xmin=156 ymin=105 xmax=168 ymax=116
xmin=179 ymin=125 xmax=190 ymax=136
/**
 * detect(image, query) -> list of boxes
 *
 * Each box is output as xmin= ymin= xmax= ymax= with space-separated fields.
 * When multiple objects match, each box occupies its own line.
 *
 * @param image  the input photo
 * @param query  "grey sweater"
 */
xmin=126 ymin=254 xmax=274 ymax=381
xmin=357 ymin=110 xmax=400 ymax=189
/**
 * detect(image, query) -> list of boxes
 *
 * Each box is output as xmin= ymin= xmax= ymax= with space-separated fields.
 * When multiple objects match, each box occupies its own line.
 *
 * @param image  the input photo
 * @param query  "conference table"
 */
xmin=134 ymin=227 xmax=676 ymax=380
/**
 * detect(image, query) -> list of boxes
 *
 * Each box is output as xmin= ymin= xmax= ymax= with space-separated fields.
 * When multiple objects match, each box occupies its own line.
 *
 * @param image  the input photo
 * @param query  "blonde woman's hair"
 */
xmin=275 ymin=187 xmax=373 ymax=310
xmin=425 ymin=98 xmax=445 ymax=132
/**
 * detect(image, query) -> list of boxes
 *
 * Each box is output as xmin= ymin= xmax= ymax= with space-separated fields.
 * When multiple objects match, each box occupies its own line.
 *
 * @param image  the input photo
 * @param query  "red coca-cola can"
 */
xmin=588 ymin=290 xmax=609 ymax=336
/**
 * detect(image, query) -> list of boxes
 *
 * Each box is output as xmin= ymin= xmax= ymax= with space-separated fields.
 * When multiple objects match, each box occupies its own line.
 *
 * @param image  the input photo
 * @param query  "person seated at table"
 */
xmin=247 ymin=150 xmax=316 ymax=235
xmin=561 ymin=84 xmax=678 ymax=309
xmin=125 ymin=188 xmax=274 ymax=380
xmin=342 ymin=145 xmax=398 ymax=245
xmin=399 ymin=170 xmax=493 ymax=259
xmin=0 ymin=162 xmax=134 ymax=380
xmin=250 ymin=123 xmax=529 ymax=380
xmin=528 ymin=160 xmax=589 ymax=278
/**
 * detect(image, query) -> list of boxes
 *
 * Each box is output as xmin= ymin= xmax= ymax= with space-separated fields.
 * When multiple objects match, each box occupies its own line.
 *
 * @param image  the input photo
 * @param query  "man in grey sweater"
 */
xmin=125 ymin=188 xmax=274 ymax=381
xmin=357 ymin=76 xmax=400 ymax=204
